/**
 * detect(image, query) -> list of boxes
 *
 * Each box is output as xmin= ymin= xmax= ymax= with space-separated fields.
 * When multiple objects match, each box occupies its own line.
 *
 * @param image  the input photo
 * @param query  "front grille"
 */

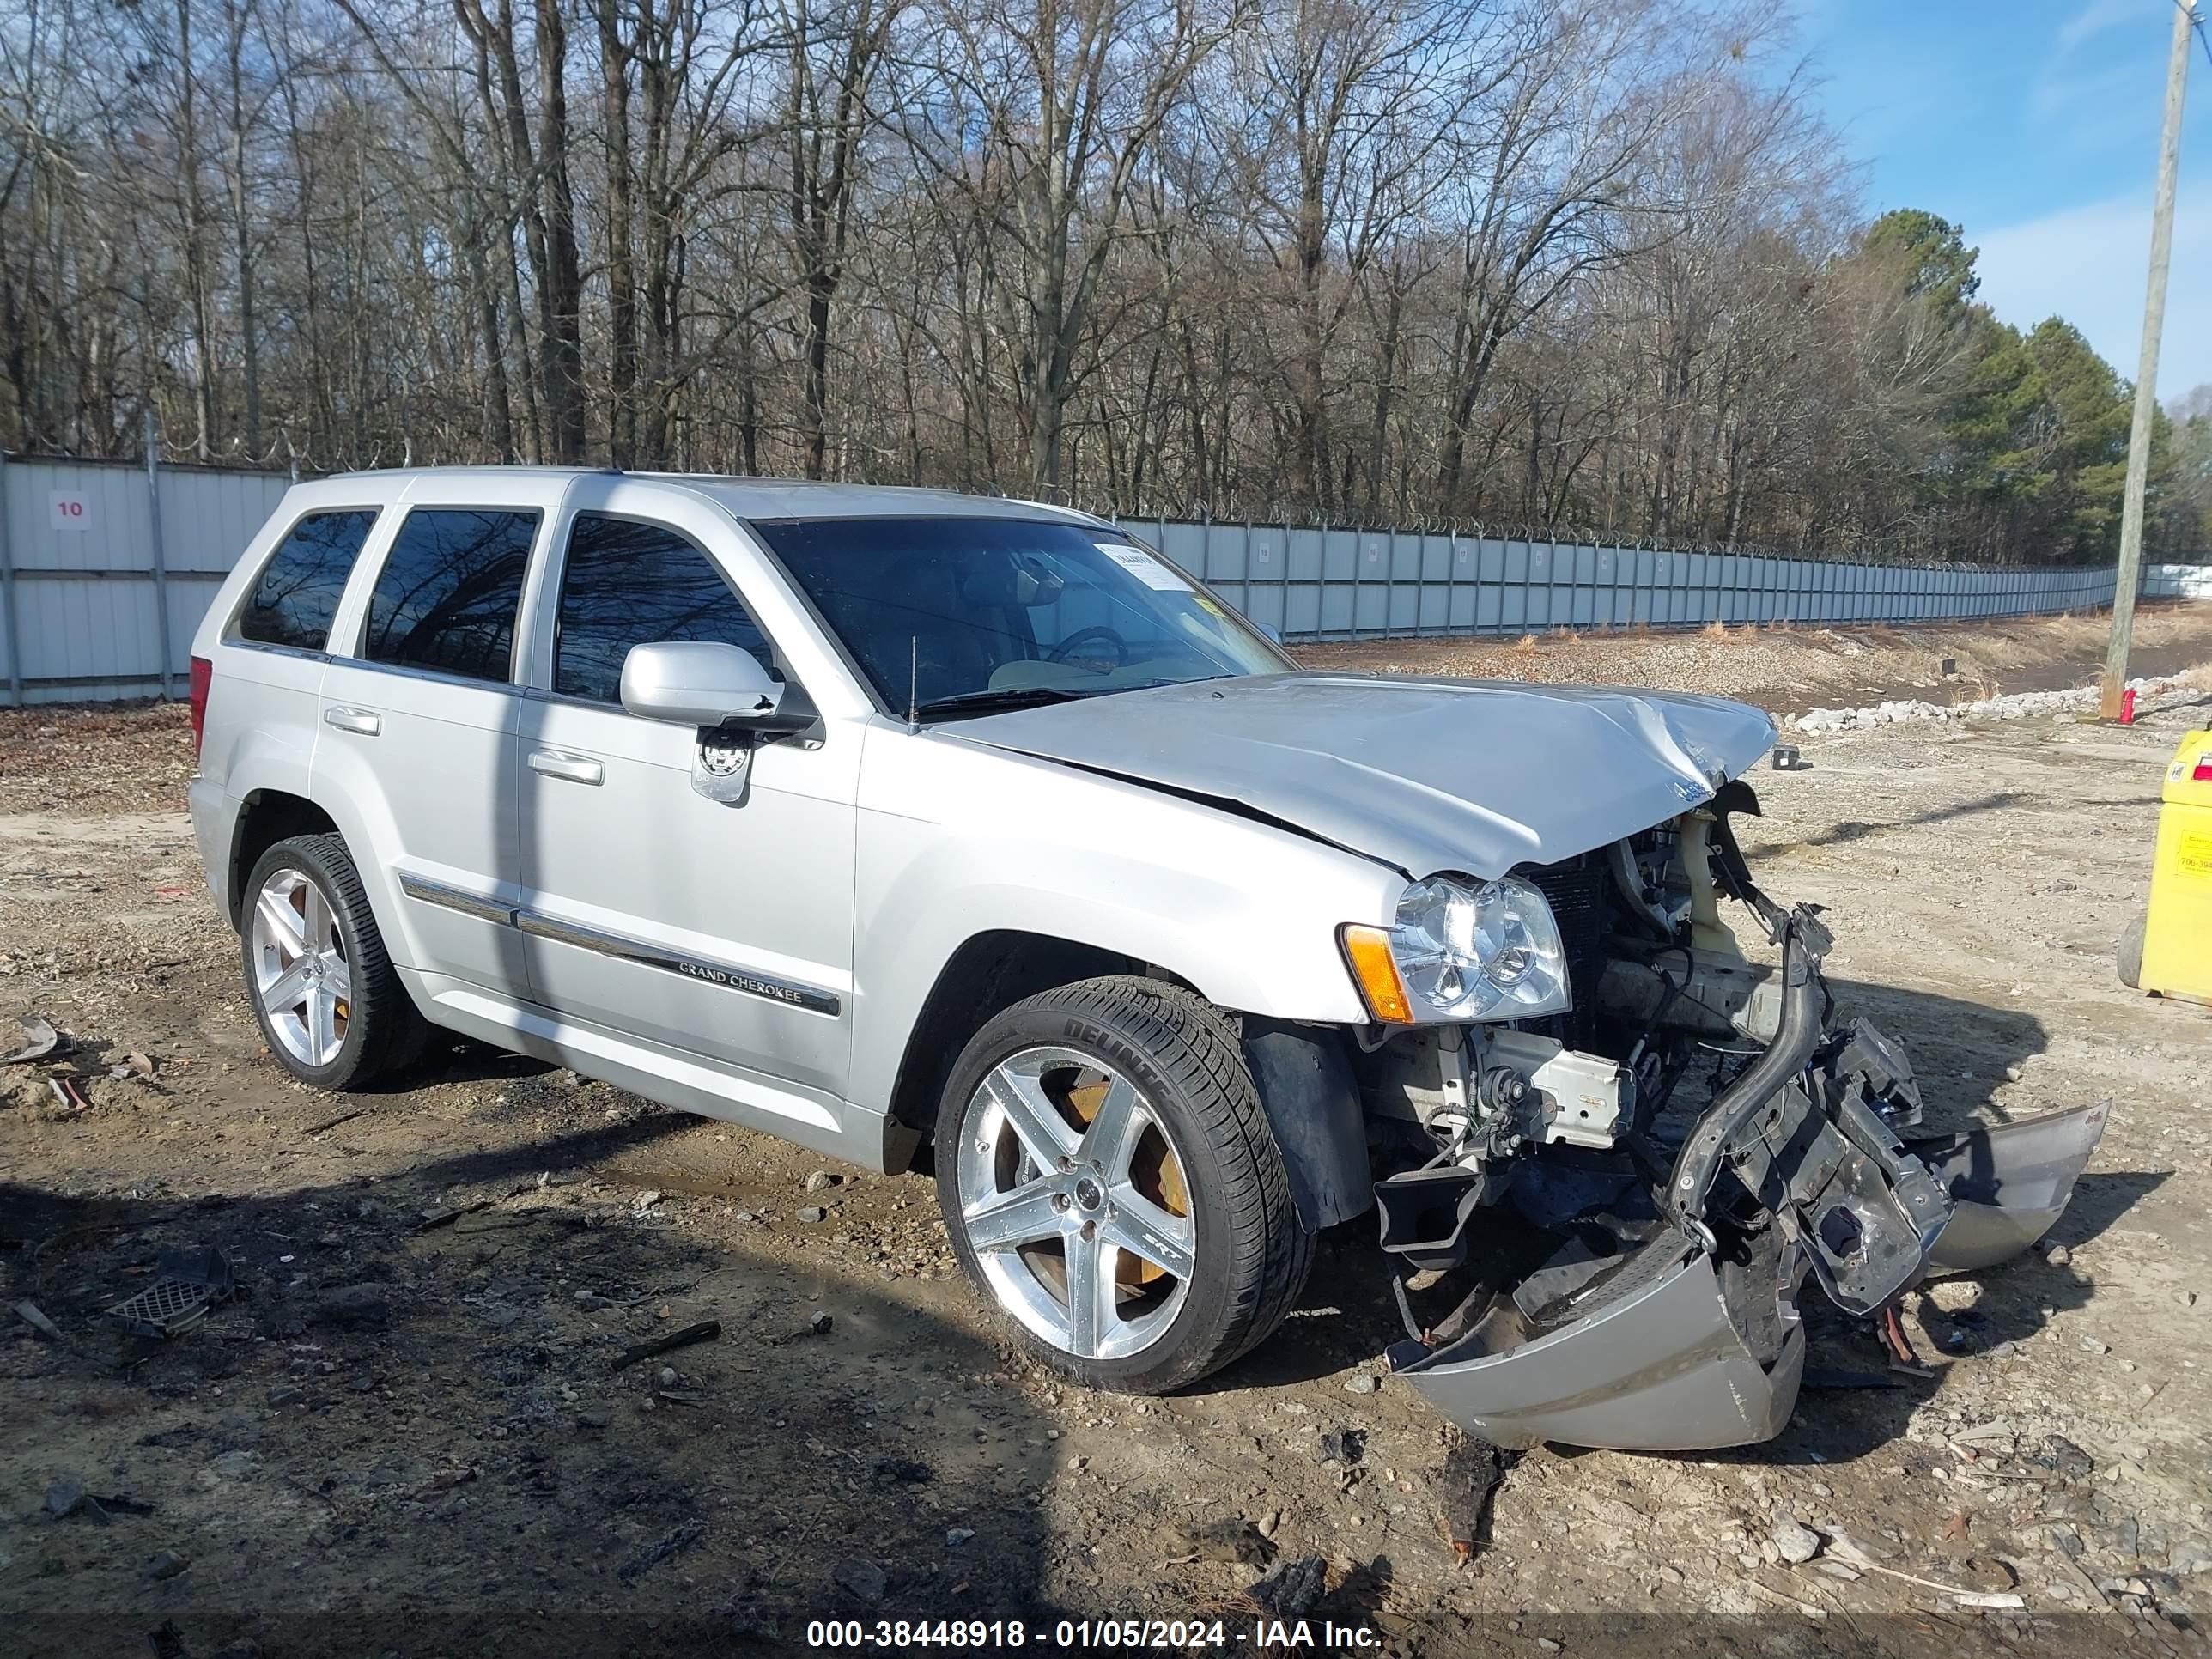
xmin=1525 ymin=861 xmax=1609 ymax=982
xmin=1522 ymin=860 xmax=1613 ymax=1045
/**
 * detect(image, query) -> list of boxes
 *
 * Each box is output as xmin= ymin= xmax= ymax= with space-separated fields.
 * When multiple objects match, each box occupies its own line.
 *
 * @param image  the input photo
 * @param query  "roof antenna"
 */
xmin=907 ymin=637 xmax=921 ymax=733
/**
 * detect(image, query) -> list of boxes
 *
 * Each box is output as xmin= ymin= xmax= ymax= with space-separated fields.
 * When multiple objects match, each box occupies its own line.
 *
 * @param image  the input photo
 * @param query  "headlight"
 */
xmin=1342 ymin=874 xmax=1572 ymax=1023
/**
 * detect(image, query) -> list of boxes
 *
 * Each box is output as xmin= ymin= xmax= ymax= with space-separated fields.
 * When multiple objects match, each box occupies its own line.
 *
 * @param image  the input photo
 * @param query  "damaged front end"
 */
xmin=1360 ymin=789 xmax=2107 ymax=1452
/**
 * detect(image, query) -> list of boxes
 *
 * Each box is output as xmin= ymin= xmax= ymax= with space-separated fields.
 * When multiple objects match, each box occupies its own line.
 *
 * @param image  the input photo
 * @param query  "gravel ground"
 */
xmin=3 ymin=619 xmax=2209 ymax=1656
xmin=1297 ymin=603 xmax=2212 ymax=714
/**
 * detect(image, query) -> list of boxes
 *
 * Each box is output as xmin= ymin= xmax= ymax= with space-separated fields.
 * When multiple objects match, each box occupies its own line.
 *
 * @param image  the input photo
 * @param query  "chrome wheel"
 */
xmin=954 ymin=1046 xmax=1197 ymax=1363
xmin=249 ymin=867 xmax=351 ymax=1068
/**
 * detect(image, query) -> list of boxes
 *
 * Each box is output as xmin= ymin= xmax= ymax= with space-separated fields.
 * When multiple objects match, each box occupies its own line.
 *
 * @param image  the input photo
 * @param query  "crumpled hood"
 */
xmin=950 ymin=672 xmax=1776 ymax=877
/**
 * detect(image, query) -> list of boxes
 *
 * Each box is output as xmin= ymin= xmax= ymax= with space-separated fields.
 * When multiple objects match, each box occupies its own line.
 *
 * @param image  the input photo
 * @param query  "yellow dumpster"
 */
xmin=2124 ymin=727 xmax=2212 ymax=1005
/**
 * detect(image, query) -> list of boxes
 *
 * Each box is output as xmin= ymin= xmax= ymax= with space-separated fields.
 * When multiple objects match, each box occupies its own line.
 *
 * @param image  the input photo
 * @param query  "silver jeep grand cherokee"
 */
xmin=187 ymin=469 xmax=2105 ymax=1449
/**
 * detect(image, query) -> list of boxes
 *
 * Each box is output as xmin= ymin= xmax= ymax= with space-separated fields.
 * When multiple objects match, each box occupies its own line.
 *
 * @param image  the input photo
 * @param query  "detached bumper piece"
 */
xmin=1386 ymin=908 xmax=2106 ymax=1451
xmin=1913 ymin=1100 xmax=2109 ymax=1273
xmin=1392 ymin=1230 xmax=1808 ymax=1453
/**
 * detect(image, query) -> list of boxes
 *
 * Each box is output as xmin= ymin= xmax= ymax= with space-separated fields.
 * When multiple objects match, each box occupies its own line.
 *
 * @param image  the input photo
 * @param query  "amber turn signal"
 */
xmin=1339 ymin=923 xmax=1413 ymax=1024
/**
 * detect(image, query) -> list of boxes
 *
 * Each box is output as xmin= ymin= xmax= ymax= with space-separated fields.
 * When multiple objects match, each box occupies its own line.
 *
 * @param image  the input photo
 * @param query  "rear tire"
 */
xmin=241 ymin=833 xmax=428 ymax=1090
xmin=934 ymin=976 xmax=1311 ymax=1395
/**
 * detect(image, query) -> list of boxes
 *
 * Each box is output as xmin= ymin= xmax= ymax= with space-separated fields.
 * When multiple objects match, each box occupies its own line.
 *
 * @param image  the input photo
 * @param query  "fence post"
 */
xmin=0 ymin=451 xmax=19 ymax=707
xmin=143 ymin=410 xmax=176 ymax=701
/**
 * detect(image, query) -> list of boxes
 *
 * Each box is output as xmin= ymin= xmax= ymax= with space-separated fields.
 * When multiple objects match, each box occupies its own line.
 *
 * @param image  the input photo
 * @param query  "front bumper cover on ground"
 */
xmin=1385 ymin=913 xmax=2108 ymax=1452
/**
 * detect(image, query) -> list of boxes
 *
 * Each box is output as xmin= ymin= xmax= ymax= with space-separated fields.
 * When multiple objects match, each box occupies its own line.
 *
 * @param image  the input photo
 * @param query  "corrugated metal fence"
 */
xmin=1115 ymin=518 xmax=2139 ymax=641
xmin=0 ymin=452 xmax=2203 ymax=706
xmin=0 ymin=452 xmax=290 ymax=704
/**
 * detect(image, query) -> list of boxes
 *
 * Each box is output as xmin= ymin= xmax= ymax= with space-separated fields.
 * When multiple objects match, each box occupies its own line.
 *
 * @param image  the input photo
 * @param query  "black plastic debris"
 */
xmin=1317 ymin=1428 xmax=1366 ymax=1467
xmin=871 ymin=1455 xmax=933 ymax=1486
xmin=619 ymin=1521 xmax=707 ymax=1584
xmin=1443 ymin=1437 xmax=1507 ymax=1562
xmin=1249 ymin=1554 xmax=1328 ymax=1620
xmin=105 ymin=1246 xmax=236 ymax=1340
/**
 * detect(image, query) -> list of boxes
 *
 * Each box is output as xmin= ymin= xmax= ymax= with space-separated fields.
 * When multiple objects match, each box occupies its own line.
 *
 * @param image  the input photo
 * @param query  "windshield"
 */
xmin=751 ymin=516 xmax=1293 ymax=716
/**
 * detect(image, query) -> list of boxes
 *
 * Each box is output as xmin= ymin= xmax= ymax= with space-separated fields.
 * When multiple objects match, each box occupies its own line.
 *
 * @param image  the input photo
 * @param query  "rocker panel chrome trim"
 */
xmin=397 ymin=872 xmax=516 ymax=927
xmin=397 ymin=874 xmax=840 ymax=1018
xmin=513 ymin=909 xmax=842 ymax=1017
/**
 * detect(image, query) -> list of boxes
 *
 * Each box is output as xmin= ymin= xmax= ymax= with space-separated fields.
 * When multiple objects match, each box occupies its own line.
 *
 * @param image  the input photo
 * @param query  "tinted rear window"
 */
xmin=362 ymin=508 xmax=538 ymax=683
xmin=555 ymin=515 xmax=778 ymax=704
xmin=235 ymin=510 xmax=380 ymax=651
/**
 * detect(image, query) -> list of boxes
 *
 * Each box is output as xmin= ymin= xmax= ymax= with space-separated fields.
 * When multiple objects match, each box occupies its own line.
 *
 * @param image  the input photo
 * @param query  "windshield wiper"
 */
xmin=911 ymin=685 xmax=1088 ymax=720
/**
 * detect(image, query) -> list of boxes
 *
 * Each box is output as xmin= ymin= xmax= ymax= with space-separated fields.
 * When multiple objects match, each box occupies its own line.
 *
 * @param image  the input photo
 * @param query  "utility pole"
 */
xmin=2103 ymin=0 xmax=2196 ymax=720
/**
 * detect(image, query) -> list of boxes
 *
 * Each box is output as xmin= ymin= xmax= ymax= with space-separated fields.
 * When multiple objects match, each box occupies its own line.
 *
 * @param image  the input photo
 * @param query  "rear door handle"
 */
xmin=528 ymin=749 xmax=605 ymax=787
xmin=324 ymin=706 xmax=381 ymax=736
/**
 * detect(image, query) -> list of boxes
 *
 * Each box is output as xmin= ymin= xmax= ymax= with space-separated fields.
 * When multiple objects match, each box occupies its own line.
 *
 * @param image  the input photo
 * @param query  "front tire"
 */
xmin=934 ymin=977 xmax=1311 ymax=1394
xmin=241 ymin=833 xmax=428 ymax=1091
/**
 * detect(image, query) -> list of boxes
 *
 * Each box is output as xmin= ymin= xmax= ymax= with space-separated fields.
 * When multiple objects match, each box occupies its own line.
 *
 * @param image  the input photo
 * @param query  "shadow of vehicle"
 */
xmin=0 ymin=1121 xmax=1064 ymax=1656
xmin=1739 ymin=791 xmax=2031 ymax=859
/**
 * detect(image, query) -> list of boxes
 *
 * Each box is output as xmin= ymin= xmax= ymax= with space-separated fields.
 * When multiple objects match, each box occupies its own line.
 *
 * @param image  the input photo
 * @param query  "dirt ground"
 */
xmin=3 ymin=615 xmax=2210 ymax=1657
xmin=1301 ymin=602 xmax=2212 ymax=716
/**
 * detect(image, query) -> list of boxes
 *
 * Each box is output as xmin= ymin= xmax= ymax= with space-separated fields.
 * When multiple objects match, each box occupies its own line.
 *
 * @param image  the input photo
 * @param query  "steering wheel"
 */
xmin=1047 ymin=626 xmax=1129 ymax=669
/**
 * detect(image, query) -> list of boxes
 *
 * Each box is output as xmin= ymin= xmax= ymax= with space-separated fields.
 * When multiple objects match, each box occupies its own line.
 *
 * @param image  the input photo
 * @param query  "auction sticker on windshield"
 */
xmin=1097 ymin=542 xmax=1189 ymax=591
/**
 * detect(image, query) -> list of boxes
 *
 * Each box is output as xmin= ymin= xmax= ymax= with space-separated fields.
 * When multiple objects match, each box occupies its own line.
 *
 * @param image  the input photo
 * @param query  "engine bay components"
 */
xmin=1369 ymin=797 xmax=2110 ymax=1451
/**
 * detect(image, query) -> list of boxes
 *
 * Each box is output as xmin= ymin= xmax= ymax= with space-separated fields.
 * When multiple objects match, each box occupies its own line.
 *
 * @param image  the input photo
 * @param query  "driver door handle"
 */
xmin=529 ymin=749 xmax=605 ymax=787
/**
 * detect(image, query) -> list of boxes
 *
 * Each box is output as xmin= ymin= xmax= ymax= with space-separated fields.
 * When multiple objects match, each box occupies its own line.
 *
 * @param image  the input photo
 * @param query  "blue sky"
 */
xmin=1797 ymin=0 xmax=2212 ymax=399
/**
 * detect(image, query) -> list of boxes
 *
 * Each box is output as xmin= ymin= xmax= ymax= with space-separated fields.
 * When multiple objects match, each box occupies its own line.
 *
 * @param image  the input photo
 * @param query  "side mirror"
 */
xmin=620 ymin=641 xmax=812 ymax=732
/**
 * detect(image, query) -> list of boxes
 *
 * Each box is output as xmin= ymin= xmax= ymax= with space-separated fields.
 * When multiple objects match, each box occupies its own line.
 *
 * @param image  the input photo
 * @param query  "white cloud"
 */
xmin=1972 ymin=181 xmax=2212 ymax=398
xmin=2055 ymin=0 xmax=2158 ymax=55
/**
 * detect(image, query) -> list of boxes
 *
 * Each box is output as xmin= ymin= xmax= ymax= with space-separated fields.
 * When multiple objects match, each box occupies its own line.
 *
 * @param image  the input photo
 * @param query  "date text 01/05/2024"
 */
xmin=804 ymin=1619 xmax=1388 ymax=1651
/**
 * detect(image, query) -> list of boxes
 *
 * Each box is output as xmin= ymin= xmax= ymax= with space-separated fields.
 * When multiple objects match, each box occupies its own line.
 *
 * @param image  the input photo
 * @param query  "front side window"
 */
xmin=361 ymin=508 xmax=538 ymax=683
xmin=752 ymin=517 xmax=1289 ymax=716
xmin=235 ymin=509 xmax=380 ymax=651
xmin=554 ymin=515 xmax=777 ymax=704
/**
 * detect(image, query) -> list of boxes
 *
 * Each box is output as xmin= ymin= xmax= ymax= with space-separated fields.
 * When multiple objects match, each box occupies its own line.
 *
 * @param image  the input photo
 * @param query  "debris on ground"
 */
xmin=106 ymin=1245 xmax=237 ymax=1340
xmin=12 ymin=1299 xmax=64 ymax=1343
xmin=1443 ymin=1437 xmax=1507 ymax=1562
xmin=301 ymin=1105 xmax=367 ymax=1136
xmin=45 ymin=1476 xmax=91 ymax=1521
xmin=1 ymin=1016 xmax=63 ymax=1065
xmin=618 ymin=1521 xmax=706 ymax=1584
xmin=831 ymin=1558 xmax=888 ymax=1602
xmin=611 ymin=1320 xmax=720 ymax=1370
xmin=1249 ymin=1553 xmax=1328 ymax=1619
xmin=1170 ymin=1517 xmax=1273 ymax=1567
xmin=1791 ymin=673 xmax=2198 ymax=735
xmin=1317 ymin=1428 xmax=1365 ymax=1466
